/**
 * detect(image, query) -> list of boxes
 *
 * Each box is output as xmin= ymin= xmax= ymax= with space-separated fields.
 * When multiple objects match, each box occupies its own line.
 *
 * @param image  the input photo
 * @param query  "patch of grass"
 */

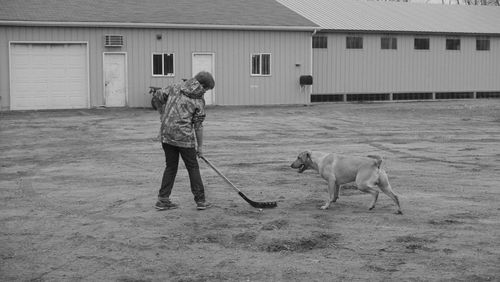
xmin=395 ymin=235 xmax=437 ymax=244
xmin=232 ymin=231 xmax=258 ymax=244
xmin=428 ymin=219 xmax=462 ymax=225
xmin=260 ymin=232 xmax=340 ymax=253
xmin=261 ymin=219 xmax=289 ymax=231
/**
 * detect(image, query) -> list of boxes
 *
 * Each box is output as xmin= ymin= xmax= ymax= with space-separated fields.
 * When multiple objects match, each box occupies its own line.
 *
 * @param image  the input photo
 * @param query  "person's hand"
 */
xmin=196 ymin=149 xmax=203 ymax=158
xmin=151 ymin=96 xmax=162 ymax=112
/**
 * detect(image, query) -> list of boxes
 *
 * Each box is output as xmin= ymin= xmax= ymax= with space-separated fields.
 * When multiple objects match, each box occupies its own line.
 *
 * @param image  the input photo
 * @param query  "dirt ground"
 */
xmin=1 ymin=100 xmax=499 ymax=281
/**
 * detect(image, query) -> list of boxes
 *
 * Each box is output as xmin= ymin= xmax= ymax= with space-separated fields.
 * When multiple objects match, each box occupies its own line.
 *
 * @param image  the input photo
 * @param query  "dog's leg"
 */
xmin=320 ymin=179 xmax=338 ymax=210
xmin=377 ymin=170 xmax=403 ymax=214
xmin=357 ymin=184 xmax=379 ymax=210
xmin=333 ymin=183 xmax=340 ymax=203
xmin=356 ymin=169 xmax=380 ymax=210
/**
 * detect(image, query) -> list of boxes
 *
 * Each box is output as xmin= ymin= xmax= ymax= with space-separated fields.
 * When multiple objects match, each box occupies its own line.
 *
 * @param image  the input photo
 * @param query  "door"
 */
xmin=10 ymin=43 xmax=88 ymax=110
xmin=104 ymin=53 xmax=127 ymax=107
xmin=192 ymin=53 xmax=215 ymax=105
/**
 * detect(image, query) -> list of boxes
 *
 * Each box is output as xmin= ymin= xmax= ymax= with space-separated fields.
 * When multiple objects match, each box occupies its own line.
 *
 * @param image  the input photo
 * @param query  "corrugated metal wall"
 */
xmin=313 ymin=33 xmax=500 ymax=95
xmin=0 ymin=26 xmax=312 ymax=109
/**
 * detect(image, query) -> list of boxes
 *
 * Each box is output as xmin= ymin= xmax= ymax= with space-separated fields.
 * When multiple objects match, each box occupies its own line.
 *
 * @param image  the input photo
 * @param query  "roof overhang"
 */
xmin=317 ymin=29 xmax=500 ymax=37
xmin=0 ymin=20 xmax=318 ymax=32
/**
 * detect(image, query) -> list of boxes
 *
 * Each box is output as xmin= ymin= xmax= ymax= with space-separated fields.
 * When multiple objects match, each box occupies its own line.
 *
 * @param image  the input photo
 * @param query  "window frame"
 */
xmin=152 ymin=52 xmax=175 ymax=77
xmin=414 ymin=37 xmax=430 ymax=50
xmin=250 ymin=53 xmax=272 ymax=77
xmin=346 ymin=36 xmax=363 ymax=49
xmin=313 ymin=36 xmax=328 ymax=49
xmin=476 ymin=37 xmax=490 ymax=51
xmin=446 ymin=38 xmax=461 ymax=51
xmin=381 ymin=36 xmax=397 ymax=50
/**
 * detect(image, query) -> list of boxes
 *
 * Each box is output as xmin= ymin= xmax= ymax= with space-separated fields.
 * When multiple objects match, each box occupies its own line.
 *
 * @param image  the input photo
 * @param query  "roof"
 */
xmin=0 ymin=0 xmax=318 ymax=31
xmin=277 ymin=0 xmax=500 ymax=35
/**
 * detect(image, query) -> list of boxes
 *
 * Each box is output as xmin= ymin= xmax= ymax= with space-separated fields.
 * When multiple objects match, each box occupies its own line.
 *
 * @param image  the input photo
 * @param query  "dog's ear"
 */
xmin=298 ymin=151 xmax=311 ymax=162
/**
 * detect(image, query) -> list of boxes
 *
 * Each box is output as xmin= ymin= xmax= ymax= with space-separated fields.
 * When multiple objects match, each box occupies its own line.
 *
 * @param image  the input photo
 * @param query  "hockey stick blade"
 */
xmin=200 ymin=156 xmax=277 ymax=209
xmin=238 ymin=192 xmax=277 ymax=209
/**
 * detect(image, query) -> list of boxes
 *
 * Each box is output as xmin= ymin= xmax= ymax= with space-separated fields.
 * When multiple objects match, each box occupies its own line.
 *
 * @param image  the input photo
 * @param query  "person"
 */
xmin=152 ymin=71 xmax=215 ymax=210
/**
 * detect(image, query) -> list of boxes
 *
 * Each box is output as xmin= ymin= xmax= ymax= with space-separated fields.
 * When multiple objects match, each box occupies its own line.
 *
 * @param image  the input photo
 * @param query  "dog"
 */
xmin=291 ymin=151 xmax=402 ymax=214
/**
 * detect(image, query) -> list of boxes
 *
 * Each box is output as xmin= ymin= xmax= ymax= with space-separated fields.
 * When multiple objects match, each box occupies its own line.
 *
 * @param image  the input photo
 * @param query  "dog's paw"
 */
xmin=395 ymin=210 xmax=403 ymax=215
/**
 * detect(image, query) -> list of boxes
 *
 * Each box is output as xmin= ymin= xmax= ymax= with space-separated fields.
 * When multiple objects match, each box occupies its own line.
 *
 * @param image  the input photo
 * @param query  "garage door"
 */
xmin=10 ymin=43 xmax=88 ymax=110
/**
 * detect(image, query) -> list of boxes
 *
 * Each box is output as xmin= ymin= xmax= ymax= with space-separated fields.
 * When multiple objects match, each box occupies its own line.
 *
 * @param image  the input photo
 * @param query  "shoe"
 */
xmin=196 ymin=202 xmax=211 ymax=210
xmin=154 ymin=199 xmax=178 ymax=210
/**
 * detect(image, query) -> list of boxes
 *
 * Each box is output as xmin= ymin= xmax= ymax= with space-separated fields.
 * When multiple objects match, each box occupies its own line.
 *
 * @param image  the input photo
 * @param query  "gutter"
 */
xmin=318 ymin=29 xmax=500 ymax=37
xmin=0 ymin=20 xmax=319 ymax=32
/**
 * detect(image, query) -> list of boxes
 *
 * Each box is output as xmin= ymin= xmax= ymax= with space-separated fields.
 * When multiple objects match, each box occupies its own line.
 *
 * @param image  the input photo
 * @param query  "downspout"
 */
xmin=308 ymin=29 xmax=318 ymax=103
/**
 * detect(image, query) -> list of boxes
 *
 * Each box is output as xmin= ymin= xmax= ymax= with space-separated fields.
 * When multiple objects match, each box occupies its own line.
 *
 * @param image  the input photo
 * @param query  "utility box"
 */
xmin=299 ymin=75 xmax=313 ymax=86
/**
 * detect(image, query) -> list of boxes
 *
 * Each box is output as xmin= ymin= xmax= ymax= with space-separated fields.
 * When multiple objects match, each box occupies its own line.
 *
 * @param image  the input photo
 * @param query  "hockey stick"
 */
xmin=199 ymin=155 xmax=277 ymax=209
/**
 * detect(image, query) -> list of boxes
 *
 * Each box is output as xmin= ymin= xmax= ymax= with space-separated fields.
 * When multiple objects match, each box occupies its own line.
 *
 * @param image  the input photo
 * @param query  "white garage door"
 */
xmin=10 ymin=43 xmax=88 ymax=110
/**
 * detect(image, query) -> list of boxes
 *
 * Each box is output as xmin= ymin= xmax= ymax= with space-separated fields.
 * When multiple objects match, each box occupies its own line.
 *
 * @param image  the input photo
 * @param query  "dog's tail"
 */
xmin=367 ymin=155 xmax=383 ymax=168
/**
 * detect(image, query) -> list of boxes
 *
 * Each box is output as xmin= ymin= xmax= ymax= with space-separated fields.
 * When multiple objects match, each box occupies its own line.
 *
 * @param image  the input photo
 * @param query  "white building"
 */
xmin=1 ymin=0 xmax=499 ymax=110
xmin=279 ymin=0 xmax=500 ymax=102
xmin=0 ymin=0 xmax=317 ymax=110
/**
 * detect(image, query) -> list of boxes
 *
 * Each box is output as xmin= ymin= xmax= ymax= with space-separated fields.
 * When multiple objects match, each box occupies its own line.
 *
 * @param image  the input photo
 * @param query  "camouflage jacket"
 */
xmin=152 ymin=78 xmax=206 ymax=148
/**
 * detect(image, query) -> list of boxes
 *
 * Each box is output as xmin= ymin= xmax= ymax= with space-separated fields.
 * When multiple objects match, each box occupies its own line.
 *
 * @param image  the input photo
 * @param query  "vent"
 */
xmin=435 ymin=92 xmax=473 ymax=100
xmin=311 ymin=94 xmax=343 ymax=102
xmin=477 ymin=92 xmax=500 ymax=99
xmin=311 ymin=91 xmax=500 ymax=103
xmin=104 ymin=35 xmax=124 ymax=47
xmin=393 ymin=92 xmax=433 ymax=101
xmin=347 ymin=93 xmax=389 ymax=102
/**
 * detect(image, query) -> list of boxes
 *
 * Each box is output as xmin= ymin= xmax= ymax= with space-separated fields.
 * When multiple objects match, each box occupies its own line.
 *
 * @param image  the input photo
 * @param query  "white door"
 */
xmin=192 ymin=53 xmax=215 ymax=105
xmin=10 ymin=43 xmax=88 ymax=110
xmin=104 ymin=53 xmax=127 ymax=107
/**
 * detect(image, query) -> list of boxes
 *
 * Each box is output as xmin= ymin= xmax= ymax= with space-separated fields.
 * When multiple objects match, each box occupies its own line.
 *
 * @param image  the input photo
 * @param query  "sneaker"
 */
xmin=154 ymin=199 xmax=178 ymax=210
xmin=196 ymin=202 xmax=211 ymax=210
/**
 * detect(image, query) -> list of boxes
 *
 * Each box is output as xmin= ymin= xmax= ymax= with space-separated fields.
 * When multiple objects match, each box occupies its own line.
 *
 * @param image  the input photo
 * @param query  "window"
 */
xmin=152 ymin=53 xmax=174 ymax=76
xmin=346 ymin=36 xmax=363 ymax=49
xmin=414 ymin=38 xmax=430 ymax=50
xmin=446 ymin=38 xmax=460 ymax=50
xmin=251 ymin=53 xmax=271 ymax=76
xmin=313 ymin=36 xmax=327 ymax=49
xmin=381 ymin=37 xmax=397 ymax=50
xmin=476 ymin=37 xmax=490 ymax=51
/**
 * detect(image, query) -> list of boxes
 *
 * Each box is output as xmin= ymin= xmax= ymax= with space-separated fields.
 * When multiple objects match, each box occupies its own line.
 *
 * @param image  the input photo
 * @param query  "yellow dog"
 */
xmin=291 ymin=151 xmax=402 ymax=214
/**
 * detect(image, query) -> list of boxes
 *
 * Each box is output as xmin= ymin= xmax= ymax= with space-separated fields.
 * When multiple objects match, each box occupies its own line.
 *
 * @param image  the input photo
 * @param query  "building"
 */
xmin=2 ymin=0 xmax=499 ymax=110
xmin=278 ymin=0 xmax=500 ymax=102
xmin=0 ymin=0 xmax=317 ymax=110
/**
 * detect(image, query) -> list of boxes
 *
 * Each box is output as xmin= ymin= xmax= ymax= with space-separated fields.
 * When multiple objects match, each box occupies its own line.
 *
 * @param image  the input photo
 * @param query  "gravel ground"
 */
xmin=1 ymin=100 xmax=499 ymax=281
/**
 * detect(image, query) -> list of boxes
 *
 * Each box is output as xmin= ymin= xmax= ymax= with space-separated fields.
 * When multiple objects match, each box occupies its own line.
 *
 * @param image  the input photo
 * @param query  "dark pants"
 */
xmin=158 ymin=142 xmax=205 ymax=203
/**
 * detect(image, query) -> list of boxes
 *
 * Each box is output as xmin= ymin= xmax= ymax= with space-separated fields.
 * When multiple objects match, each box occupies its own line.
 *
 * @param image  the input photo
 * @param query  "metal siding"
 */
xmin=278 ymin=0 xmax=500 ymax=36
xmin=313 ymin=33 xmax=500 ymax=95
xmin=0 ymin=26 xmax=311 ymax=109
